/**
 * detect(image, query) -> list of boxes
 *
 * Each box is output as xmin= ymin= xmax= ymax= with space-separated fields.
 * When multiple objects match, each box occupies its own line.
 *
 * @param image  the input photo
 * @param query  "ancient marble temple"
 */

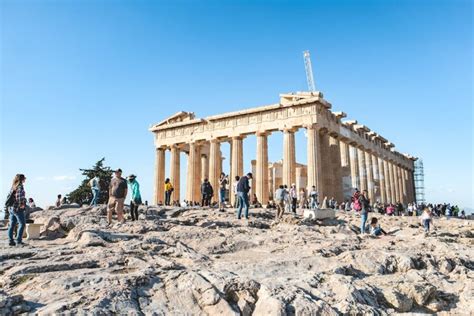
xmin=149 ymin=92 xmax=417 ymax=206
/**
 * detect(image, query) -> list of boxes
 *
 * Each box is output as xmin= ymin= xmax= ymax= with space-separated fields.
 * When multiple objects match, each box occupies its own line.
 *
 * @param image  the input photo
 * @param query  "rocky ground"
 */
xmin=0 ymin=204 xmax=472 ymax=315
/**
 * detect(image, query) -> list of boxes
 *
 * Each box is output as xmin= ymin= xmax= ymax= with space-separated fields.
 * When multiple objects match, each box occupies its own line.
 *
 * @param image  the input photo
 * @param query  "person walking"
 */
xmin=127 ymin=174 xmax=142 ymax=221
xmin=359 ymin=190 xmax=371 ymax=234
xmin=164 ymin=178 xmax=173 ymax=206
xmin=107 ymin=169 xmax=128 ymax=225
xmin=236 ymin=173 xmax=252 ymax=219
xmin=420 ymin=207 xmax=435 ymax=234
xmin=289 ymin=184 xmax=297 ymax=214
xmin=233 ymin=176 xmax=240 ymax=208
xmin=7 ymin=174 xmax=27 ymax=246
xmin=89 ymin=176 xmax=101 ymax=206
xmin=274 ymin=185 xmax=287 ymax=220
xmin=218 ymin=173 xmax=227 ymax=211
xmin=299 ymin=188 xmax=307 ymax=209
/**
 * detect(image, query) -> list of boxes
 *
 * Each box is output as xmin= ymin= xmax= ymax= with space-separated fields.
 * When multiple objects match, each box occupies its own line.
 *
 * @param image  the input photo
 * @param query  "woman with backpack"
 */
xmin=164 ymin=178 xmax=173 ymax=206
xmin=6 ymin=174 xmax=28 ymax=246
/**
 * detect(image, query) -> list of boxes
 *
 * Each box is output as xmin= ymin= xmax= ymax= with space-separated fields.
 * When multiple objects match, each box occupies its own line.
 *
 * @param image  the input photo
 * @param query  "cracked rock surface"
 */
xmin=0 ymin=205 xmax=472 ymax=315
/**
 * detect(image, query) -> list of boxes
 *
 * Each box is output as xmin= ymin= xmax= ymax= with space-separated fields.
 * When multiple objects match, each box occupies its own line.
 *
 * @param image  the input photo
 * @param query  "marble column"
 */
xmin=377 ymin=156 xmax=386 ymax=203
xmin=340 ymin=141 xmax=352 ymax=201
xmin=251 ymin=160 xmax=256 ymax=201
xmin=154 ymin=147 xmax=166 ymax=205
xmin=170 ymin=145 xmax=180 ymax=204
xmin=306 ymin=124 xmax=323 ymax=196
xmin=388 ymin=161 xmax=397 ymax=203
xmin=256 ymin=131 xmax=269 ymax=205
xmin=208 ymin=140 xmax=221 ymax=202
xmin=186 ymin=142 xmax=201 ymax=203
xmin=283 ymin=128 xmax=296 ymax=187
xmin=397 ymin=166 xmax=403 ymax=204
xmin=357 ymin=148 xmax=367 ymax=191
xmin=201 ymin=154 xmax=209 ymax=181
xmin=384 ymin=159 xmax=392 ymax=203
xmin=402 ymin=168 xmax=408 ymax=204
xmin=364 ymin=151 xmax=374 ymax=201
xmin=230 ymin=136 xmax=244 ymax=205
xmin=349 ymin=145 xmax=359 ymax=191
xmin=329 ymin=136 xmax=343 ymax=202
xmin=371 ymin=154 xmax=380 ymax=202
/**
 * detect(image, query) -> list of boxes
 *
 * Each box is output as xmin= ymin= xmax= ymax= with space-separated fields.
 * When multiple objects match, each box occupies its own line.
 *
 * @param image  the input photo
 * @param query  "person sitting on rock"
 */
xmin=369 ymin=217 xmax=387 ymax=237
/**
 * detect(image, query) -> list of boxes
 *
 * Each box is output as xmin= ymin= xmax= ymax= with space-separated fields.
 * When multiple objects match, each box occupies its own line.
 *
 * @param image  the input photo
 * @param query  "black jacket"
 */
xmin=236 ymin=176 xmax=250 ymax=193
xmin=201 ymin=182 xmax=213 ymax=196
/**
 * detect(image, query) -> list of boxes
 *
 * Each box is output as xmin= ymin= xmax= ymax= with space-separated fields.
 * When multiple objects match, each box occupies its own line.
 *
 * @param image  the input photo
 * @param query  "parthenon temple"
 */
xmin=149 ymin=92 xmax=417 ymax=206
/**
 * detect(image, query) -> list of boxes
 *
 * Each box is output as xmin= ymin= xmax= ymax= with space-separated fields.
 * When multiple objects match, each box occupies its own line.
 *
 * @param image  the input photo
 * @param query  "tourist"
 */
xmin=200 ymin=178 xmax=213 ymax=207
xmin=359 ymin=190 xmax=370 ymax=234
xmin=218 ymin=173 xmax=227 ymax=211
xmin=164 ymin=178 xmax=173 ymax=206
xmin=127 ymin=174 xmax=142 ymax=221
xmin=56 ymin=194 xmax=62 ymax=208
xmin=274 ymin=185 xmax=287 ymax=220
xmin=7 ymin=174 xmax=27 ymax=246
xmin=233 ymin=176 xmax=240 ymax=208
xmin=309 ymin=186 xmax=318 ymax=210
xmin=460 ymin=210 xmax=466 ymax=219
xmin=386 ymin=204 xmax=395 ymax=216
xmin=352 ymin=189 xmax=361 ymax=212
xmin=299 ymin=188 xmax=306 ymax=209
xmin=283 ymin=185 xmax=291 ymax=213
xmin=329 ymin=197 xmax=336 ymax=209
xmin=420 ymin=207 xmax=435 ymax=233
xmin=236 ymin=172 xmax=252 ymax=220
xmin=369 ymin=217 xmax=387 ymax=237
xmin=344 ymin=200 xmax=351 ymax=212
xmin=28 ymin=198 xmax=36 ymax=209
xmin=289 ymin=184 xmax=297 ymax=214
xmin=320 ymin=196 xmax=328 ymax=209
xmin=107 ymin=168 xmax=127 ymax=225
xmin=251 ymin=194 xmax=262 ymax=208
xmin=89 ymin=176 xmax=101 ymax=206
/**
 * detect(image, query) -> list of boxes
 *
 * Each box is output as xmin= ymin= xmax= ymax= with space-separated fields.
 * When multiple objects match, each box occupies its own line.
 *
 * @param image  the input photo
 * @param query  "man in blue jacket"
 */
xmin=236 ymin=172 xmax=253 ymax=220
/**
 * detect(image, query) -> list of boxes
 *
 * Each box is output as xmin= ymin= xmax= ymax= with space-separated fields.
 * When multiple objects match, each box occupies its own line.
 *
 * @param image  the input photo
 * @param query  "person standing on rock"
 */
xmin=201 ymin=178 xmax=213 ymax=207
xmin=420 ymin=207 xmax=435 ymax=234
xmin=309 ymin=186 xmax=318 ymax=210
xmin=107 ymin=169 xmax=127 ymax=225
xmin=164 ymin=178 xmax=173 ymax=206
xmin=233 ymin=176 xmax=240 ymax=208
xmin=56 ymin=194 xmax=62 ymax=208
xmin=236 ymin=172 xmax=252 ymax=220
xmin=218 ymin=173 xmax=227 ymax=211
xmin=127 ymin=174 xmax=142 ymax=221
xmin=359 ymin=190 xmax=371 ymax=234
xmin=274 ymin=185 xmax=287 ymax=220
xmin=89 ymin=176 xmax=101 ymax=206
xmin=7 ymin=174 xmax=28 ymax=246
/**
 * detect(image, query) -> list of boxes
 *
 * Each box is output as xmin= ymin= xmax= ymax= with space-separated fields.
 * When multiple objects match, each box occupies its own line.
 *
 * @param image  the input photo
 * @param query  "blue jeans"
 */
xmin=8 ymin=208 xmax=26 ymax=244
xmin=423 ymin=219 xmax=431 ymax=232
xmin=90 ymin=188 xmax=100 ymax=206
xmin=236 ymin=192 xmax=249 ymax=219
xmin=360 ymin=213 xmax=368 ymax=234
xmin=219 ymin=189 xmax=226 ymax=203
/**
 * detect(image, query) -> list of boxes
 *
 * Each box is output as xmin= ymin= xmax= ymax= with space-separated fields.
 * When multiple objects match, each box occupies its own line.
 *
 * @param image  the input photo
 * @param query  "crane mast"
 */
xmin=303 ymin=50 xmax=316 ymax=92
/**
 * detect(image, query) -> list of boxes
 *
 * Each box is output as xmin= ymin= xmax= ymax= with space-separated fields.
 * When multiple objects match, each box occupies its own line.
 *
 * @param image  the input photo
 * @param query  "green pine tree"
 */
xmin=67 ymin=158 xmax=114 ymax=205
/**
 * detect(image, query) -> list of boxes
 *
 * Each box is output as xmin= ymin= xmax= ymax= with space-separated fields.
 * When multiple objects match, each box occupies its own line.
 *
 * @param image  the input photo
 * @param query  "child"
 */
xmin=420 ymin=207 xmax=435 ymax=233
xmin=369 ymin=217 xmax=387 ymax=236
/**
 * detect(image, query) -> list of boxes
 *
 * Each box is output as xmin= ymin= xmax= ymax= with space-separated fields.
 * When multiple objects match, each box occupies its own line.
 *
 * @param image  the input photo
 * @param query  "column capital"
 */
xmin=304 ymin=123 xmax=320 ymax=131
xmin=280 ymin=127 xmax=298 ymax=133
xmin=256 ymin=130 xmax=271 ymax=137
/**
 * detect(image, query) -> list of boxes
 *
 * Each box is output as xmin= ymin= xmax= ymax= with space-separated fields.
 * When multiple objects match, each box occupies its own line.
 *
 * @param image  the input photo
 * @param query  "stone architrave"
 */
xmin=208 ymin=140 xmax=221 ymax=202
xmin=170 ymin=145 xmax=180 ymax=204
xmin=377 ymin=156 xmax=386 ymax=203
xmin=357 ymin=148 xmax=367 ymax=192
xmin=365 ymin=151 xmax=374 ymax=201
xmin=340 ymin=141 xmax=352 ymax=201
xmin=282 ymin=128 xmax=296 ymax=187
xmin=154 ymin=147 xmax=166 ymax=205
xmin=349 ymin=145 xmax=359 ymax=191
xmin=256 ymin=132 xmax=269 ymax=205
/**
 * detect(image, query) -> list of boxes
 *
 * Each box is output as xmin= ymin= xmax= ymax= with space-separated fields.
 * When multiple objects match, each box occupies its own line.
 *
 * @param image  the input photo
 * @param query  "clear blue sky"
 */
xmin=1 ymin=0 xmax=472 ymax=210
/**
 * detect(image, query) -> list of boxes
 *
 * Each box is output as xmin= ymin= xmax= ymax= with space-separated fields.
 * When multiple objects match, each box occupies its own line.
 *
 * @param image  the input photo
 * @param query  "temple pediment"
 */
xmin=155 ymin=111 xmax=196 ymax=127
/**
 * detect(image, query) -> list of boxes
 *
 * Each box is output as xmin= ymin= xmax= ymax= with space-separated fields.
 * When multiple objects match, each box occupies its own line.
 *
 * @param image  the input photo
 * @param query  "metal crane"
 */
xmin=303 ymin=50 xmax=316 ymax=92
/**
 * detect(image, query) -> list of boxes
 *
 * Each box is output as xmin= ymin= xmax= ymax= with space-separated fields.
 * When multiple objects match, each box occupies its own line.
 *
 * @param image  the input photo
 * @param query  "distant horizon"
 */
xmin=1 ymin=0 xmax=472 ymax=209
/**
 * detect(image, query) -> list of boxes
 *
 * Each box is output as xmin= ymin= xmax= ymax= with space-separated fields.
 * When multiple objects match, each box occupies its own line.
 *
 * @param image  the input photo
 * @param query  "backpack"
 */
xmin=5 ymin=190 xmax=16 ymax=207
xmin=353 ymin=199 xmax=361 ymax=211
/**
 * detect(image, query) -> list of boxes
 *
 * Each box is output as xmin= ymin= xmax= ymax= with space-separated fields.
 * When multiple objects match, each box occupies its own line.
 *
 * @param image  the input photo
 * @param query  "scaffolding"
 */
xmin=414 ymin=159 xmax=425 ymax=204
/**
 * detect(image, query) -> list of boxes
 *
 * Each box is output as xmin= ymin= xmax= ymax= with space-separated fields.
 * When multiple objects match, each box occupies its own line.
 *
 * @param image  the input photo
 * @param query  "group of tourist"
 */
xmin=3 ymin=169 xmax=469 ymax=246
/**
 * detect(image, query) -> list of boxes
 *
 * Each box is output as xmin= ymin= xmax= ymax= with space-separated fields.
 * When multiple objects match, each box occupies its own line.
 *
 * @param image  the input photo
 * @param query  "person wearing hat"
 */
xmin=108 ymin=168 xmax=127 ymax=225
xmin=127 ymin=174 xmax=142 ymax=221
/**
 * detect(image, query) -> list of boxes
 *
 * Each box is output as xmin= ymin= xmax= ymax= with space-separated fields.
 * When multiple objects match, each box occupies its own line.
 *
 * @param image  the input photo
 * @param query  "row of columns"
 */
xmin=154 ymin=126 xmax=415 ymax=206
